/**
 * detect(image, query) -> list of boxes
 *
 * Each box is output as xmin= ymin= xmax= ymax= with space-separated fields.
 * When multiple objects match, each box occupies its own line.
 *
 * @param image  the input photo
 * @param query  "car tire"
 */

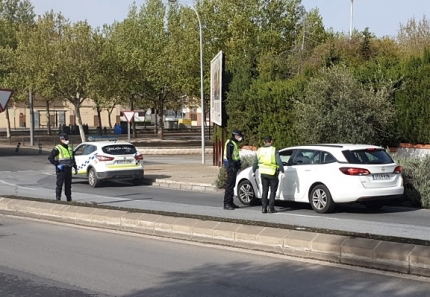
xmin=309 ymin=184 xmax=335 ymax=214
xmin=88 ymin=168 xmax=100 ymax=188
xmin=237 ymin=180 xmax=258 ymax=205
xmin=132 ymin=177 xmax=144 ymax=186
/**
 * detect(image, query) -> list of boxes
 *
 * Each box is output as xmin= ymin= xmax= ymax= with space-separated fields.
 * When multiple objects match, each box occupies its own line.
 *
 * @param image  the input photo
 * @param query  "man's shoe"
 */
xmin=268 ymin=208 xmax=277 ymax=213
xmin=232 ymin=203 xmax=240 ymax=208
xmin=55 ymin=197 xmax=61 ymax=201
xmin=66 ymin=196 xmax=72 ymax=202
xmin=262 ymin=206 xmax=267 ymax=213
xmin=223 ymin=204 xmax=235 ymax=210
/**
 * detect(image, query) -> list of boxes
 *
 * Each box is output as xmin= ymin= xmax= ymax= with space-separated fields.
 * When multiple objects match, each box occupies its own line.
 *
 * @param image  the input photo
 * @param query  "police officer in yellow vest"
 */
xmin=252 ymin=136 xmax=284 ymax=213
xmin=48 ymin=133 xmax=78 ymax=201
xmin=222 ymin=129 xmax=243 ymax=210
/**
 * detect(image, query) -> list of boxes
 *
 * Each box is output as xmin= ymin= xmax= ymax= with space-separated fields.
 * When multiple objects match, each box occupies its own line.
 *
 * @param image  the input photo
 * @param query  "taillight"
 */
xmin=339 ymin=167 xmax=371 ymax=175
xmin=394 ymin=166 xmax=402 ymax=173
xmin=96 ymin=155 xmax=114 ymax=161
xmin=135 ymin=154 xmax=144 ymax=161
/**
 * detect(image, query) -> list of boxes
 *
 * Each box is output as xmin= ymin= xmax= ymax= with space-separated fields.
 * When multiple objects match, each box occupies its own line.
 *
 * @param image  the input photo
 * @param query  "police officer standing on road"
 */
xmin=48 ymin=133 xmax=78 ymax=201
xmin=252 ymin=136 xmax=284 ymax=213
xmin=223 ymin=129 xmax=244 ymax=210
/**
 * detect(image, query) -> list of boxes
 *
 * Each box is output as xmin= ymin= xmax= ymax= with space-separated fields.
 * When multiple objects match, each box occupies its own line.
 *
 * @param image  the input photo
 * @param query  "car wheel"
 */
xmin=132 ymin=177 xmax=144 ymax=186
xmin=363 ymin=201 xmax=385 ymax=210
xmin=237 ymin=180 xmax=258 ymax=205
xmin=309 ymin=184 xmax=335 ymax=214
xmin=88 ymin=168 xmax=100 ymax=188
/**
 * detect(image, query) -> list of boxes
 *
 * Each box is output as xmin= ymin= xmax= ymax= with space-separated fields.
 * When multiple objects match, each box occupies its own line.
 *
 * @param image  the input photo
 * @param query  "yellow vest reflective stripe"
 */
xmin=257 ymin=146 xmax=277 ymax=175
xmin=223 ymin=140 xmax=240 ymax=161
xmin=55 ymin=145 xmax=74 ymax=166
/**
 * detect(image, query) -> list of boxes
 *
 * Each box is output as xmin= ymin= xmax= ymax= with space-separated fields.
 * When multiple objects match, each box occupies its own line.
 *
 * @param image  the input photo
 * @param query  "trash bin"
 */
xmin=83 ymin=124 xmax=89 ymax=135
xmin=96 ymin=126 xmax=102 ymax=135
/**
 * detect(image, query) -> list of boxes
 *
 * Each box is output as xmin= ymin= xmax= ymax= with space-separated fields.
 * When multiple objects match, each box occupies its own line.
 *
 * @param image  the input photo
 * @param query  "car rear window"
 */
xmin=342 ymin=149 xmax=394 ymax=164
xmin=102 ymin=145 xmax=137 ymax=155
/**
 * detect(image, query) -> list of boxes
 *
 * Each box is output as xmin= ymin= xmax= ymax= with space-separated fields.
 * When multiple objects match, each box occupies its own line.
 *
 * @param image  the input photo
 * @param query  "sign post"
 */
xmin=123 ymin=111 xmax=136 ymax=143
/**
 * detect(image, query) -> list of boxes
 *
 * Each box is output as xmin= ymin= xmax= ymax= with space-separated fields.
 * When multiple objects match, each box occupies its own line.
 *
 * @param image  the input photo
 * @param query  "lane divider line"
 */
xmin=0 ymin=180 xmax=37 ymax=190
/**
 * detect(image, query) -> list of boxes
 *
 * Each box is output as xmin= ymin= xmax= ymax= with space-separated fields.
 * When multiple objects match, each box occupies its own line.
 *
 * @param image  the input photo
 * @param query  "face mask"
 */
xmin=237 ymin=137 xmax=243 ymax=142
xmin=64 ymin=140 xmax=70 ymax=145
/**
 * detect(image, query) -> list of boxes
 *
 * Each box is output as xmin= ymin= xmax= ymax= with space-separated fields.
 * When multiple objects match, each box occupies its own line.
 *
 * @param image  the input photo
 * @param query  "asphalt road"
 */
xmin=2 ymin=215 xmax=430 ymax=297
xmin=1 ymin=147 xmax=430 ymax=242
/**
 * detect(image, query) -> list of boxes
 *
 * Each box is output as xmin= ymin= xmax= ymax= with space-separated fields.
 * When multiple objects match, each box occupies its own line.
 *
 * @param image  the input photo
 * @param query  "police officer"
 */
xmin=48 ymin=133 xmax=78 ymax=201
xmin=252 ymin=136 xmax=284 ymax=213
xmin=223 ymin=129 xmax=243 ymax=210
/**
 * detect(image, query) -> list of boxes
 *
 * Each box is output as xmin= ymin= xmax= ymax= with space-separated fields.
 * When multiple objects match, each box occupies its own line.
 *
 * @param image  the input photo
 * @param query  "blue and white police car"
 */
xmin=73 ymin=139 xmax=144 ymax=187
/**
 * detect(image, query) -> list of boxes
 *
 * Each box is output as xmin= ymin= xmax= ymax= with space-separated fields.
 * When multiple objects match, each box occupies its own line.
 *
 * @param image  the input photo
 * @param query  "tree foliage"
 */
xmin=296 ymin=65 xmax=396 ymax=146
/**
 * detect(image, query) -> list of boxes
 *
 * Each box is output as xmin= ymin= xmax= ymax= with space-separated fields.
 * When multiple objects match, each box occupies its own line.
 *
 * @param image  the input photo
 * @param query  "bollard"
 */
xmin=38 ymin=142 xmax=42 ymax=154
xmin=15 ymin=142 xmax=21 ymax=152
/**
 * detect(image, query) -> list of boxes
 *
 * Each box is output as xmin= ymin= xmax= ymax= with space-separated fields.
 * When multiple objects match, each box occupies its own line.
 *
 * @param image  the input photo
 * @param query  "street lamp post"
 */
xmin=349 ymin=0 xmax=354 ymax=39
xmin=169 ymin=0 xmax=205 ymax=164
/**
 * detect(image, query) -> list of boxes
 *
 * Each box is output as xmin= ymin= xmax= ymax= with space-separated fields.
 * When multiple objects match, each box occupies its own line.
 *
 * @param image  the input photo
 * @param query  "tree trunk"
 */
xmin=46 ymin=100 xmax=51 ymax=135
xmin=96 ymin=106 xmax=103 ymax=129
xmin=5 ymin=107 xmax=11 ymax=138
xmin=130 ymin=100 xmax=137 ymax=138
xmin=74 ymin=102 xmax=86 ymax=143
xmin=158 ymin=103 xmax=164 ymax=140
xmin=107 ymin=106 xmax=114 ymax=128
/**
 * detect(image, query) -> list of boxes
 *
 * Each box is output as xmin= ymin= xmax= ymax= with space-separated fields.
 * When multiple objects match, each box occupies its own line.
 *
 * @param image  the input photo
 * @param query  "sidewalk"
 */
xmin=144 ymin=162 xmax=222 ymax=193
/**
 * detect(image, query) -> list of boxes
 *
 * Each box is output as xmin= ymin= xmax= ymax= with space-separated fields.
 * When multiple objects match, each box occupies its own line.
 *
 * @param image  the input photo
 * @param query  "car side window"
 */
xmin=74 ymin=145 xmax=86 ymax=156
xmin=292 ymin=149 xmax=314 ymax=165
xmin=83 ymin=145 xmax=96 ymax=155
xmin=311 ymin=151 xmax=321 ymax=164
xmin=321 ymin=152 xmax=336 ymax=164
xmin=279 ymin=150 xmax=293 ymax=165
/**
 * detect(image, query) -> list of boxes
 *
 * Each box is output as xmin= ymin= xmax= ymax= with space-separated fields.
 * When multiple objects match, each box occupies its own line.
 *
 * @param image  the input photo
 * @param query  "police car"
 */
xmin=73 ymin=139 xmax=144 ymax=187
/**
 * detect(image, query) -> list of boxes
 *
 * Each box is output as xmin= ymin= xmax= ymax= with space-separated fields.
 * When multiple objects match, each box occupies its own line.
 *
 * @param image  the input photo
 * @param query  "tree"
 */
xmin=0 ymin=0 xmax=34 ymax=137
xmin=397 ymin=16 xmax=430 ymax=56
xmin=296 ymin=64 xmax=396 ymax=146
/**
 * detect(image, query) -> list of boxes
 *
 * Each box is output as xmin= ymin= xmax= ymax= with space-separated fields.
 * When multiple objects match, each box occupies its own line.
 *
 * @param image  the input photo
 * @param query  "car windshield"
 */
xmin=342 ymin=149 xmax=394 ymax=164
xmin=102 ymin=145 xmax=137 ymax=155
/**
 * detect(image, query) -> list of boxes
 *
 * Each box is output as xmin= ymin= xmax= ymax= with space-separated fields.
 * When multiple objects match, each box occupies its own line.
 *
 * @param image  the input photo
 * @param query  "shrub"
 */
xmin=391 ymin=153 xmax=430 ymax=208
xmin=214 ymin=155 xmax=256 ymax=189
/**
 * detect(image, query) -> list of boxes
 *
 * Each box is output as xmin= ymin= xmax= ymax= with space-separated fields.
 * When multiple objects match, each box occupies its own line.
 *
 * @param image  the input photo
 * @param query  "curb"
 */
xmin=148 ymin=179 xmax=222 ymax=193
xmin=137 ymin=147 xmax=213 ymax=155
xmin=1 ymin=197 xmax=430 ymax=277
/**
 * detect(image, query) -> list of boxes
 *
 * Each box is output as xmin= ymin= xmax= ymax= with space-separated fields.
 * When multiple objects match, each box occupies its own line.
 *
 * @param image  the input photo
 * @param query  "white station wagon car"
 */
xmin=234 ymin=144 xmax=404 ymax=213
xmin=73 ymin=141 xmax=144 ymax=187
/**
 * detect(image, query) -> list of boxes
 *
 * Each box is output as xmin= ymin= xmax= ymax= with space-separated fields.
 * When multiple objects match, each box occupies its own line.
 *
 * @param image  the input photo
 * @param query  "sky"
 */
xmin=30 ymin=0 xmax=427 ymax=38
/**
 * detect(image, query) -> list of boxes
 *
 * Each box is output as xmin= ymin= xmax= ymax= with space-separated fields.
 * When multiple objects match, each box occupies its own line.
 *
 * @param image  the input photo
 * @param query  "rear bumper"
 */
xmin=97 ymin=169 xmax=144 ymax=180
xmin=332 ymin=187 xmax=404 ymax=203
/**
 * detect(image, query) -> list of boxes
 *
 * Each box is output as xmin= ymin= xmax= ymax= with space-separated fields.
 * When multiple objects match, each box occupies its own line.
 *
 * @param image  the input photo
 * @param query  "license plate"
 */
xmin=116 ymin=160 xmax=131 ymax=164
xmin=372 ymin=174 xmax=390 ymax=180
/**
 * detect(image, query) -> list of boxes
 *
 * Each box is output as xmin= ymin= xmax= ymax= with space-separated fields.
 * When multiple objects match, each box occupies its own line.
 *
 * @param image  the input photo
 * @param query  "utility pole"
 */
xmin=29 ymin=89 xmax=34 ymax=146
xmin=349 ymin=0 xmax=354 ymax=39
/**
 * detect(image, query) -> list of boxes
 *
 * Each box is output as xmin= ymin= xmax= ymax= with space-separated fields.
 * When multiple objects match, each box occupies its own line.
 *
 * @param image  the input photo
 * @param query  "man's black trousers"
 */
xmin=223 ymin=167 xmax=237 ymax=206
xmin=261 ymin=173 xmax=279 ymax=209
xmin=56 ymin=167 xmax=72 ymax=200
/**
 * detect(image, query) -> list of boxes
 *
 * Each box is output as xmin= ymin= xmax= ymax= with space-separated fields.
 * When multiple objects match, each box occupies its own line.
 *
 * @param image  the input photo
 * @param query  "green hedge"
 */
xmin=391 ymin=153 xmax=430 ymax=208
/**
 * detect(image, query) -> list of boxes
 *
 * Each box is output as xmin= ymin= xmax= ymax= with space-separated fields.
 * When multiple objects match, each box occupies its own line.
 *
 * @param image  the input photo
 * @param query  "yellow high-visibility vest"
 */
xmin=257 ymin=146 xmax=277 ymax=175
xmin=223 ymin=140 xmax=240 ymax=161
xmin=55 ymin=145 xmax=74 ymax=166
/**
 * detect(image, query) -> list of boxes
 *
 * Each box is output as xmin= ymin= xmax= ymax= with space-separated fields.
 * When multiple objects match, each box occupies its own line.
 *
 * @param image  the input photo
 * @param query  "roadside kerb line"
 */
xmin=1 ymin=197 xmax=430 ymax=278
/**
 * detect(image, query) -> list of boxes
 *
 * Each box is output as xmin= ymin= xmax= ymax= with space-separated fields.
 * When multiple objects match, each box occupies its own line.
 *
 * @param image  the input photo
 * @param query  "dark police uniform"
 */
xmin=48 ymin=133 xmax=77 ymax=201
xmin=222 ymin=129 xmax=243 ymax=210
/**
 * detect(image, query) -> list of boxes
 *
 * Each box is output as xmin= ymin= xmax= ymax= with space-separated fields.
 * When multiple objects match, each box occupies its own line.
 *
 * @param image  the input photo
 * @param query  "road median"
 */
xmin=1 ymin=196 xmax=429 ymax=278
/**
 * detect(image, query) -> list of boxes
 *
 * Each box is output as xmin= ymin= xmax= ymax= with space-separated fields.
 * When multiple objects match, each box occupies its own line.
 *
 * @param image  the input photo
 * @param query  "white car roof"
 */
xmin=81 ymin=141 xmax=134 ymax=147
xmin=284 ymin=143 xmax=382 ymax=151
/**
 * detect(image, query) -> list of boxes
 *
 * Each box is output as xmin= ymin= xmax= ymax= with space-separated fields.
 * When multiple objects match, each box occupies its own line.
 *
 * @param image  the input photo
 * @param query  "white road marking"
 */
xmin=0 ymin=180 xmax=37 ymax=190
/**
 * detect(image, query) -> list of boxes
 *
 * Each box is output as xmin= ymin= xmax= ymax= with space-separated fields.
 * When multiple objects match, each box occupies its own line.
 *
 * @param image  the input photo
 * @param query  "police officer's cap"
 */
xmin=59 ymin=133 xmax=69 ymax=140
xmin=264 ymin=136 xmax=273 ymax=143
xmin=232 ymin=129 xmax=243 ymax=137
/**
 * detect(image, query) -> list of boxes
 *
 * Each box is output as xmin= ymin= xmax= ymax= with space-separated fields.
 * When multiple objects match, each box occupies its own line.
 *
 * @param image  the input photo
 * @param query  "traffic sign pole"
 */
xmin=123 ymin=111 xmax=136 ymax=143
